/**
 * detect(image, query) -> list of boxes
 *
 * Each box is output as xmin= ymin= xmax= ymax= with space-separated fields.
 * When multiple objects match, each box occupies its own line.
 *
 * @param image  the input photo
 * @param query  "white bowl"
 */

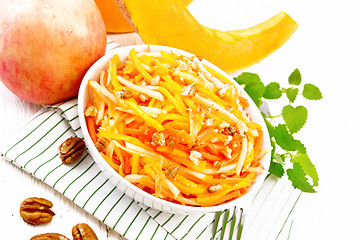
xmin=78 ymin=45 xmax=271 ymax=215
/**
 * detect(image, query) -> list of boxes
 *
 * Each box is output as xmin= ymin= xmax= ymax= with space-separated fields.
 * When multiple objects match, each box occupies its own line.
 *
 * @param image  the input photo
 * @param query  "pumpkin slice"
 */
xmin=115 ymin=0 xmax=298 ymax=73
xmin=94 ymin=0 xmax=133 ymax=33
xmin=182 ymin=0 xmax=194 ymax=7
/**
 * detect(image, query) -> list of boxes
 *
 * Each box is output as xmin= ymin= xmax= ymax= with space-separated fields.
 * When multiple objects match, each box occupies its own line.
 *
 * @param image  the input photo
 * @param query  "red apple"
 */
xmin=0 ymin=0 xmax=107 ymax=105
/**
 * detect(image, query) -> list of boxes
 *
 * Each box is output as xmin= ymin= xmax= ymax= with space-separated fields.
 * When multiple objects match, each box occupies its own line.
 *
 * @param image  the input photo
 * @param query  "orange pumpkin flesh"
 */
xmin=117 ymin=0 xmax=298 ymax=72
xmin=94 ymin=0 xmax=133 ymax=33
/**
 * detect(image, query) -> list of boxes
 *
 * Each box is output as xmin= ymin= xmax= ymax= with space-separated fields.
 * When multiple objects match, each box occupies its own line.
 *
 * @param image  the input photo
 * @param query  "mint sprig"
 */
xmin=234 ymin=68 xmax=322 ymax=193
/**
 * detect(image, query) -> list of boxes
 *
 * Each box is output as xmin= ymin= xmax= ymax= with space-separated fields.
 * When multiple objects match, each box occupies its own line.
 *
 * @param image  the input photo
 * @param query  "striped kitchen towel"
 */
xmin=0 ymin=40 xmax=303 ymax=240
xmin=0 ymin=97 xmax=302 ymax=240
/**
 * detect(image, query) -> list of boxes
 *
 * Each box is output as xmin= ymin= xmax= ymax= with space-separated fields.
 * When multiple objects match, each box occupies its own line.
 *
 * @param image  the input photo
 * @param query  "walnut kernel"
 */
xmin=165 ymin=165 xmax=179 ymax=180
xmin=115 ymin=88 xmax=133 ymax=99
xmin=95 ymin=137 xmax=109 ymax=153
xmin=207 ymin=184 xmax=222 ymax=193
xmin=30 ymin=233 xmax=69 ymax=240
xmin=58 ymin=136 xmax=85 ymax=164
xmin=72 ymin=223 xmax=98 ymax=240
xmin=151 ymin=132 xmax=166 ymax=147
xmin=19 ymin=197 xmax=55 ymax=225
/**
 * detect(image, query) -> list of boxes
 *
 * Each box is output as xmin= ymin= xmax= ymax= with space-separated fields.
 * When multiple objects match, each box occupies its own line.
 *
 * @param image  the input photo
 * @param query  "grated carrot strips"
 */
xmin=155 ymin=86 xmax=187 ymax=116
xmin=129 ymin=48 xmax=153 ymax=83
xmin=131 ymin=154 xmax=140 ymax=174
xmin=124 ymin=100 xmax=165 ymax=132
xmin=160 ymin=50 xmax=179 ymax=67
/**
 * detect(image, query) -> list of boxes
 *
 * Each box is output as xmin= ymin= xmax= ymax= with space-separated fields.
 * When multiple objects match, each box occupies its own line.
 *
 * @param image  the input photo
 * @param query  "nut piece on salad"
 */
xmin=19 ymin=197 xmax=55 ymax=225
xmin=95 ymin=137 xmax=109 ymax=152
xmin=58 ymin=136 xmax=86 ymax=164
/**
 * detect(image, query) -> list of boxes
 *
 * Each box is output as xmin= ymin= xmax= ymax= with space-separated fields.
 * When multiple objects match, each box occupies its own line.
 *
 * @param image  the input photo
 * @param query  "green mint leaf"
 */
xmin=271 ymin=138 xmax=276 ymax=149
xmin=234 ymin=72 xmax=265 ymax=107
xmin=296 ymin=140 xmax=307 ymax=154
xmin=273 ymin=124 xmax=305 ymax=152
xmin=282 ymin=105 xmax=308 ymax=133
xmin=287 ymin=162 xmax=316 ymax=192
xmin=302 ymin=83 xmax=323 ymax=100
xmin=286 ymin=87 xmax=299 ymax=102
xmin=291 ymin=153 xmax=319 ymax=186
xmin=263 ymin=82 xmax=282 ymax=99
xmin=264 ymin=117 xmax=275 ymax=138
xmin=269 ymin=161 xmax=284 ymax=178
xmin=270 ymin=139 xmax=277 ymax=162
xmin=288 ymin=68 xmax=301 ymax=85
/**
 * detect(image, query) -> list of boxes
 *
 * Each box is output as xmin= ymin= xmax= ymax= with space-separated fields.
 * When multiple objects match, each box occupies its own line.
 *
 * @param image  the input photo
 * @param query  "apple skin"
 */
xmin=0 ymin=0 xmax=107 ymax=105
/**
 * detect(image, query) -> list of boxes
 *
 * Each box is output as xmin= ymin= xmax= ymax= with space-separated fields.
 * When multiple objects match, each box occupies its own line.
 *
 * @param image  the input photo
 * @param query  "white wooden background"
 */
xmin=1 ymin=0 xmax=360 ymax=239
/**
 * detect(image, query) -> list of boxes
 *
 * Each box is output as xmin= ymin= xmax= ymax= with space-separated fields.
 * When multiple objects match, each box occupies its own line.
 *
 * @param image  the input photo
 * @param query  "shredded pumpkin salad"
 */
xmin=85 ymin=48 xmax=267 ymax=207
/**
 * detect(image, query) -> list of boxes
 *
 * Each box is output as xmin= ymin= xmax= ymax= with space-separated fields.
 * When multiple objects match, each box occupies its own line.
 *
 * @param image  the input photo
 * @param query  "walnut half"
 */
xmin=72 ymin=223 xmax=98 ymax=240
xmin=19 ymin=197 xmax=55 ymax=225
xmin=30 ymin=233 xmax=69 ymax=240
xmin=58 ymin=136 xmax=85 ymax=164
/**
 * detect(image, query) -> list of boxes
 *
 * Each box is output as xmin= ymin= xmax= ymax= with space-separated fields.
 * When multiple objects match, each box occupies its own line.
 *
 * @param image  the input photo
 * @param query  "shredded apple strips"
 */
xmin=85 ymin=48 xmax=266 ymax=207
